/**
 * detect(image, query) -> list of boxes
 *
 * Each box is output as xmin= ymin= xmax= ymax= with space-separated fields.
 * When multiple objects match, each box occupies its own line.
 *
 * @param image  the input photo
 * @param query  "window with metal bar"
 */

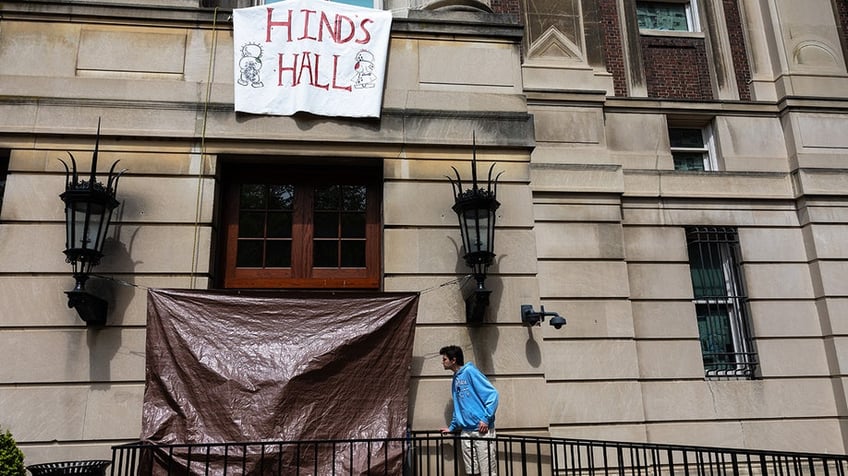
xmin=0 ymin=150 xmax=9 ymax=216
xmin=686 ymin=227 xmax=757 ymax=378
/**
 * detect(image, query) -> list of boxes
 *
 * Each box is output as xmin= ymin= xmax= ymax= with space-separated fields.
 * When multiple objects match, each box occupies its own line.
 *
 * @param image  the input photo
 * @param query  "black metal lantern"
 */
xmin=59 ymin=121 xmax=125 ymax=326
xmin=448 ymin=134 xmax=503 ymax=323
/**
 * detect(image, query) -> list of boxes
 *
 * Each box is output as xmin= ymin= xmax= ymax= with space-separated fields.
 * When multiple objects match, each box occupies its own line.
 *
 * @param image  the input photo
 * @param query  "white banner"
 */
xmin=233 ymin=0 xmax=392 ymax=118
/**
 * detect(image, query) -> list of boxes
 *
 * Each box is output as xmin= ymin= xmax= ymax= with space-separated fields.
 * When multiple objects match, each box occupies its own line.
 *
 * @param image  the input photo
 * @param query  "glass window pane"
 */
xmin=688 ymin=243 xmax=726 ymax=297
xmin=314 ymin=212 xmax=339 ymax=238
xmin=341 ymin=213 xmax=366 ymax=238
xmin=240 ymin=184 xmax=266 ymax=209
xmin=673 ymin=152 xmax=707 ymax=171
xmin=0 ymin=151 xmax=8 ymax=216
xmin=267 ymin=212 xmax=292 ymax=238
xmin=697 ymin=304 xmax=735 ymax=367
xmin=266 ymin=0 xmax=376 ymax=5
xmin=239 ymin=212 xmax=265 ymax=238
xmin=315 ymin=185 xmax=340 ymax=210
xmin=331 ymin=0 xmax=375 ymax=7
xmin=237 ymin=240 xmax=263 ymax=267
xmin=266 ymin=240 xmax=292 ymax=267
xmin=268 ymin=185 xmax=294 ymax=210
xmin=340 ymin=240 xmax=366 ymax=267
xmin=637 ymin=1 xmax=690 ymax=31
xmin=314 ymin=240 xmax=338 ymax=267
xmin=669 ymin=128 xmax=704 ymax=148
xmin=342 ymin=185 xmax=367 ymax=211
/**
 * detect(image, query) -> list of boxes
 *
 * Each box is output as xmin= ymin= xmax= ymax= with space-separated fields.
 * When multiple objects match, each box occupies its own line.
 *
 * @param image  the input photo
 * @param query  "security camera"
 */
xmin=549 ymin=315 xmax=567 ymax=330
xmin=521 ymin=305 xmax=566 ymax=330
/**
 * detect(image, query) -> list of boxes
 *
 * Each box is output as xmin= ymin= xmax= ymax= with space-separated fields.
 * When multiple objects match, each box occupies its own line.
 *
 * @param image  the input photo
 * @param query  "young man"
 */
xmin=439 ymin=345 xmax=499 ymax=476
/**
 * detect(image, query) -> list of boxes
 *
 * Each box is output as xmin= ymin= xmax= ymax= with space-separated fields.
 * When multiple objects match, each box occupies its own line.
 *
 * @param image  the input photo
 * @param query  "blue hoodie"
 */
xmin=448 ymin=362 xmax=499 ymax=432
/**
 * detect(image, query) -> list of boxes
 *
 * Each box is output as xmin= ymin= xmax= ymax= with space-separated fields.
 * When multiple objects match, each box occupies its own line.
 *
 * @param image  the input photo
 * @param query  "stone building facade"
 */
xmin=1 ymin=0 xmax=848 ymax=464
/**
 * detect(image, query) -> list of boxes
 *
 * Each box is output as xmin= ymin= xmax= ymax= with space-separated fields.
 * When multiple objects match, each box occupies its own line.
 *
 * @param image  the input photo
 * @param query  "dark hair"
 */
xmin=439 ymin=345 xmax=464 ymax=366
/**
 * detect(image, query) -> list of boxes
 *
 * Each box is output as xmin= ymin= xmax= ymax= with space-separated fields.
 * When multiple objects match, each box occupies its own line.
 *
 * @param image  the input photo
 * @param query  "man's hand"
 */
xmin=439 ymin=427 xmax=452 ymax=435
xmin=477 ymin=421 xmax=489 ymax=434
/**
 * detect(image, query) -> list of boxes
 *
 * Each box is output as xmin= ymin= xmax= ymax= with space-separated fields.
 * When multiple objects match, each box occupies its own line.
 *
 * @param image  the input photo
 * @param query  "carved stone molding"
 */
xmin=526 ymin=26 xmax=584 ymax=62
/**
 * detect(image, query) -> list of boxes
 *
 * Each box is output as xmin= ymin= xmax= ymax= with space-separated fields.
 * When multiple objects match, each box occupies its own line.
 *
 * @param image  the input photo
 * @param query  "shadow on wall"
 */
xmin=469 ymin=323 xmax=499 ymax=374
xmin=525 ymin=329 xmax=542 ymax=368
xmin=83 ymin=225 xmax=141 ymax=382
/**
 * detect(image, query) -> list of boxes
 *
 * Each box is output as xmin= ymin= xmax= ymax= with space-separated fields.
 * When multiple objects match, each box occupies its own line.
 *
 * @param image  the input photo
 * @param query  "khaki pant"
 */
xmin=460 ymin=429 xmax=497 ymax=476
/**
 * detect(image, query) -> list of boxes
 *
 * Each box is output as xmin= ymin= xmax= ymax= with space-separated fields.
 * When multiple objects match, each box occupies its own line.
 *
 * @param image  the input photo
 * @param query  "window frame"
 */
xmin=219 ymin=163 xmax=382 ymax=290
xmin=636 ymin=0 xmax=700 ymax=33
xmin=0 ymin=150 xmax=9 ymax=217
xmin=669 ymin=124 xmax=717 ymax=171
xmin=686 ymin=227 xmax=757 ymax=379
xmin=257 ymin=0 xmax=383 ymax=8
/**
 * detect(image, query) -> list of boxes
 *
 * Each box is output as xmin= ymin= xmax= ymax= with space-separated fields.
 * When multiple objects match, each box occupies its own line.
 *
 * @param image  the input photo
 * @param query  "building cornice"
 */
xmin=0 ymin=0 xmax=523 ymax=39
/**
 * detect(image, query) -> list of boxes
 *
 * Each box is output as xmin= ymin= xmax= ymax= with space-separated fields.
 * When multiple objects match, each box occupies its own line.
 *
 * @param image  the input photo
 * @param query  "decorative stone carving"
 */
xmin=526 ymin=26 xmax=584 ymax=62
xmin=422 ymin=0 xmax=493 ymax=12
xmin=792 ymin=40 xmax=841 ymax=71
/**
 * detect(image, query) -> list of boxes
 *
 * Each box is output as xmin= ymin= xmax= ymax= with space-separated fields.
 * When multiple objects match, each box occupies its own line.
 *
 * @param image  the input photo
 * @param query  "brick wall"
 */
xmin=491 ymin=0 xmax=520 ymax=18
xmin=641 ymin=36 xmax=713 ymax=100
xmin=598 ymin=0 xmax=628 ymax=96
xmin=834 ymin=0 xmax=848 ymax=66
xmin=723 ymin=0 xmax=752 ymax=101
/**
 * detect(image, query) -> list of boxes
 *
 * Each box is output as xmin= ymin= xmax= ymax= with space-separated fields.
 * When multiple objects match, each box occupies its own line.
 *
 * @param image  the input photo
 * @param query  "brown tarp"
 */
xmin=142 ymin=289 xmax=419 ymax=475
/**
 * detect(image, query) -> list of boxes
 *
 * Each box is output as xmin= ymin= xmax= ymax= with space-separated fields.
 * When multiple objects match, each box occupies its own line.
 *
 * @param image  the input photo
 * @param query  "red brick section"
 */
xmin=641 ymin=36 xmax=713 ymax=100
xmin=834 ymin=0 xmax=848 ymax=66
xmin=598 ymin=0 xmax=628 ymax=96
xmin=491 ymin=0 xmax=520 ymax=18
xmin=723 ymin=0 xmax=752 ymax=101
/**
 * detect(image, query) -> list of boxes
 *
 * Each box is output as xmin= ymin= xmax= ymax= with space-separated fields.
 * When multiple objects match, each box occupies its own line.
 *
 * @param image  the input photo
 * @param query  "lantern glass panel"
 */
xmin=94 ymin=211 xmax=113 ymax=253
xmin=462 ymin=208 xmax=490 ymax=254
xmin=71 ymin=204 xmax=92 ymax=250
xmin=68 ymin=199 xmax=109 ymax=252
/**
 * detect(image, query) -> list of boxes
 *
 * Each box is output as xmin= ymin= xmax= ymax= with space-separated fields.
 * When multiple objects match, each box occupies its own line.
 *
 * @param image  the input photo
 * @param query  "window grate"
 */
xmin=686 ymin=227 xmax=758 ymax=379
xmin=0 ymin=149 xmax=9 ymax=217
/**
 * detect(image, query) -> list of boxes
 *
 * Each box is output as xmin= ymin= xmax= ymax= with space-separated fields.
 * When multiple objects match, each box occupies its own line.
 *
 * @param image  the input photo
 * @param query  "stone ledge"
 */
xmin=2 ymin=0 xmax=523 ymax=39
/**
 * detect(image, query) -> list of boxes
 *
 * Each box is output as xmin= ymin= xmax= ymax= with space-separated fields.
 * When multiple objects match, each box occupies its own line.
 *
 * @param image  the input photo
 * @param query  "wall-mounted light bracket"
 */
xmin=448 ymin=132 xmax=504 ymax=324
xmin=466 ymin=288 xmax=492 ymax=324
xmin=66 ymin=275 xmax=108 ymax=327
xmin=59 ymin=119 xmax=125 ymax=327
xmin=521 ymin=304 xmax=567 ymax=329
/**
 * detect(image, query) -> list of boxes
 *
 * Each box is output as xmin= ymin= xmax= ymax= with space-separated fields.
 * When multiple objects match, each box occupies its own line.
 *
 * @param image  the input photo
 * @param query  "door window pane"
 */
xmin=240 ymin=184 xmax=266 ymax=209
xmin=341 ymin=213 xmax=366 ymax=238
xmin=341 ymin=241 xmax=366 ymax=267
xmin=314 ymin=212 xmax=339 ymax=238
xmin=266 ymin=240 xmax=292 ymax=267
xmin=313 ymin=185 xmax=367 ymax=267
xmin=239 ymin=212 xmax=265 ymax=238
xmin=237 ymin=183 xmax=294 ymax=267
xmin=314 ymin=240 xmax=339 ymax=268
xmin=237 ymin=240 xmax=263 ymax=267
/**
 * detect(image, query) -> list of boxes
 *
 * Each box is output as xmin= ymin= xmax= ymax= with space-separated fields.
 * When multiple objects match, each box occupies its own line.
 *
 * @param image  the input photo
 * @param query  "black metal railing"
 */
xmin=111 ymin=431 xmax=848 ymax=475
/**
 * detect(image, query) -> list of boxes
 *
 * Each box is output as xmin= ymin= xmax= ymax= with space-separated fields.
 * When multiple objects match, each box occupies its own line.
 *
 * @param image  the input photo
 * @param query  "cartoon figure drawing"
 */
xmin=238 ymin=43 xmax=264 ymax=88
xmin=353 ymin=50 xmax=377 ymax=89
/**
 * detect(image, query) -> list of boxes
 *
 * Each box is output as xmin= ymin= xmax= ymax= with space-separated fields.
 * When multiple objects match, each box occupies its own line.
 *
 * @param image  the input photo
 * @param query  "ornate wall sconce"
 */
xmin=59 ymin=121 xmax=125 ymax=326
xmin=448 ymin=134 xmax=503 ymax=323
